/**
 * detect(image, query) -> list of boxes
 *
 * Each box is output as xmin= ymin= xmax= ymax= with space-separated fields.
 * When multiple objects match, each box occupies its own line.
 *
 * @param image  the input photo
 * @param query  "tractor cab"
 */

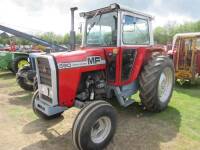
xmin=172 ymin=33 xmax=200 ymax=83
xmin=80 ymin=3 xmax=154 ymax=85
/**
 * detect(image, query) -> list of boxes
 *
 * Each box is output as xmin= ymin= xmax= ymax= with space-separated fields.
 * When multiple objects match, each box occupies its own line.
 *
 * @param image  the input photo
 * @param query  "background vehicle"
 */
xmin=16 ymin=52 xmax=42 ymax=91
xmin=0 ymin=51 xmax=30 ymax=73
xmin=32 ymin=4 xmax=174 ymax=150
xmin=0 ymin=25 xmax=68 ymax=90
xmin=169 ymin=33 xmax=200 ymax=84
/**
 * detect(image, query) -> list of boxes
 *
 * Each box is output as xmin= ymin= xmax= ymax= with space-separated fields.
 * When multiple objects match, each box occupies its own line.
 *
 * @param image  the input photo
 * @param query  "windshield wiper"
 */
xmin=87 ymin=10 xmax=102 ymax=35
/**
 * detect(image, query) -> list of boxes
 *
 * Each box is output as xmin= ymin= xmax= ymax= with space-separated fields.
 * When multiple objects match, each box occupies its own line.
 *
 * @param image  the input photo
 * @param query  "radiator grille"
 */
xmin=37 ymin=57 xmax=52 ymax=86
xmin=41 ymin=94 xmax=52 ymax=103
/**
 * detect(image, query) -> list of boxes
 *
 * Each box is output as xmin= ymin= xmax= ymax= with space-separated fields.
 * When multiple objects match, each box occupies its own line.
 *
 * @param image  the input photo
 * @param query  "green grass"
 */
xmin=132 ymin=84 xmax=200 ymax=141
xmin=0 ymin=71 xmax=35 ymax=120
xmin=0 ymin=70 xmax=200 ymax=143
xmin=170 ymin=86 xmax=200 ymax=141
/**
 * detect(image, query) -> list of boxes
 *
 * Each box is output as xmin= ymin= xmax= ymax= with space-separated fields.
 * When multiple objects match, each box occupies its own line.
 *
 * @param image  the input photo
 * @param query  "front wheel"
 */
xmin=72 ymin=100 xmax=117 ymax=150
xmin=139 ymin=54 xmax=174 ymax=112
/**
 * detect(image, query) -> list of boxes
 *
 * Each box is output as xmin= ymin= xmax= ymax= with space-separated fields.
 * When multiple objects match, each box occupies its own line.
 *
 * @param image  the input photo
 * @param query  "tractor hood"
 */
xmin=51 ymin=48 xmax=106 ymax=69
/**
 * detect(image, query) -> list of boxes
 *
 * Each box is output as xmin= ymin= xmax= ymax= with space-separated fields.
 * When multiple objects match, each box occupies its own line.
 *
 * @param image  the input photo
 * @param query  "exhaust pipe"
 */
xmin=70 ymin=7 xmax=78 ymax=51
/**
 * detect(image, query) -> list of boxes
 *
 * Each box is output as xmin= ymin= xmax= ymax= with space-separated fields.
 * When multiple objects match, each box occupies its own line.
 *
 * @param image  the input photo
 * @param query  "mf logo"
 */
xmin=87 ymin=56 xmax=101 ymax=65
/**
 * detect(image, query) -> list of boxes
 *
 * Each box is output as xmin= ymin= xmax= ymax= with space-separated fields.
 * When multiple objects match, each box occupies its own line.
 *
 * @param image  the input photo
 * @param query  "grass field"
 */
xmin=0 ymin=70 xmax=199 ymax=150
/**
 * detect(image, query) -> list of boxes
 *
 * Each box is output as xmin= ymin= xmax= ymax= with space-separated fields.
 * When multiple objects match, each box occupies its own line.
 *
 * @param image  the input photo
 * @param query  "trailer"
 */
xmin=169 ymin=32 xmax=200 ymax=84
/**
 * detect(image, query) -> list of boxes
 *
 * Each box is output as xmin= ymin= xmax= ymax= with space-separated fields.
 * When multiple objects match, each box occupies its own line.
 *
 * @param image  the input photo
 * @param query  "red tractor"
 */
xmin=32 ymin=4 xmax=174 ymax=150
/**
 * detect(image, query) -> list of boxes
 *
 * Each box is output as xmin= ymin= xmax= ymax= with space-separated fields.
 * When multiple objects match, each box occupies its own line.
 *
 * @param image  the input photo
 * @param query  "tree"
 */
xmin=154 ymin=20 xmax=200 ymax=45
xmin=154 ymin=27 xmax=168 ymax=44
xmin=38 ymin=32 xmax=64 ymax=45
xmin=0 ymin=31 xmax=82 ymax=47
xmin=63 ymin=33 xmax=70 ymax=45
xmin=76 ymin=33 xmax=82 ymax=45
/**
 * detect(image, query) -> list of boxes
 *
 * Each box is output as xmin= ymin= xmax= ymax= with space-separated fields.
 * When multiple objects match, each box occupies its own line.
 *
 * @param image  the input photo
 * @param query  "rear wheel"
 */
xmin=12 ymin=56 xmax=29 ymax=73
xmin=32 ymin=90 xmax=63 ymax=120
xmin=72 ymin=100 xmax=117 ymax=150
xmin=139 ymin=54 xmax=174 ymax=112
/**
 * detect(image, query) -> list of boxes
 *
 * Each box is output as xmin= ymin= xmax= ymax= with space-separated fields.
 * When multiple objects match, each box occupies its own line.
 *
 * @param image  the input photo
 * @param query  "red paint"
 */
xmin=54 ymin=48 xmax=106 ymax=107
xmin=120 ymin=47 xmax=146 ymax=85
xmin=195 ymin=50 xmax=200 ymax=74
xmin=53 ymin=46 xmax=164 ymax=108
xmin=57 ymin=65 xmax=105 ymax=107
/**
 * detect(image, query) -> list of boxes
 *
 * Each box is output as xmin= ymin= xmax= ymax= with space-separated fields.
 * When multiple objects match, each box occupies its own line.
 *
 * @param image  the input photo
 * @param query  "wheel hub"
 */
xmin=90 ymin=116 xmax=111 ymax=144
xmin=158 ymin=67 xmax=173 ymax=103
xmin=18 ymin=60 xmax=29 ymax=69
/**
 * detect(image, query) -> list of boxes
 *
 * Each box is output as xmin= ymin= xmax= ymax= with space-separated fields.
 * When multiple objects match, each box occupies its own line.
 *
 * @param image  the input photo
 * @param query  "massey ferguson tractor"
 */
xmin=32 ymin=4 xmax=174 ymax=150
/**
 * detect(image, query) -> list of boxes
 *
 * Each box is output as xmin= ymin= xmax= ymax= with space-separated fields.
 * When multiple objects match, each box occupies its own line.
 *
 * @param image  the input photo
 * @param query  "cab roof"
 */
xmin=80 ymin=3 xmax=154 ymax=20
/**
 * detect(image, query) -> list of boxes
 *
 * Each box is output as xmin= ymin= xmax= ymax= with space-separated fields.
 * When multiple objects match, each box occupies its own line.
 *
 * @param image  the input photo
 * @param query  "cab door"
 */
xmin=120 ymin=48 xmax=137 ymax=82
xmin=104 ymin=47 xmax=121 ymax=85
xmin=119 ymin=12 xmax=151 ymax=85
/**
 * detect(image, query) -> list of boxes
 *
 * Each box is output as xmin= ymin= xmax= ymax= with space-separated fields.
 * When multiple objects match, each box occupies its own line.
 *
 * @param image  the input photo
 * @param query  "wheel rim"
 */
xmin=18 ymin=60 xmax=29 ymax=69
xmin=158 ymin=67 xmax=173 ymax=103
xmin=90 ymin=116 xmax=111 ymax=144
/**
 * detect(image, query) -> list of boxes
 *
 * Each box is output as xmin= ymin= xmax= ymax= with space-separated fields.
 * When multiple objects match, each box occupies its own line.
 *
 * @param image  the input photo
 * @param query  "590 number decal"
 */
xmin=58 ymin=56 xmax=106 ymax=69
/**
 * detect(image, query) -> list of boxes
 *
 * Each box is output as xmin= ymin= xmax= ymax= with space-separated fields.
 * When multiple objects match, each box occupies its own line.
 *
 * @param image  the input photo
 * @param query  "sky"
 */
xmin=0 ymin=0 xmax=199 ymax=35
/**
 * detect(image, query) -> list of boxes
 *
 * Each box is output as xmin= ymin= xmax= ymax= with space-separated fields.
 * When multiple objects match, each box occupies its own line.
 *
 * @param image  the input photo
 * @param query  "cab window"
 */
xmin=122 ymin=15 xmax=150 ymax=45
xmin=86 ymin=11 xmax=118 ymax=47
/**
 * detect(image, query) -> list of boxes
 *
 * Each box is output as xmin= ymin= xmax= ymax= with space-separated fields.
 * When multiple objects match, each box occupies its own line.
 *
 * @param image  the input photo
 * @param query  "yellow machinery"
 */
xmin=172 ymin=33 xmax=200 ymax=83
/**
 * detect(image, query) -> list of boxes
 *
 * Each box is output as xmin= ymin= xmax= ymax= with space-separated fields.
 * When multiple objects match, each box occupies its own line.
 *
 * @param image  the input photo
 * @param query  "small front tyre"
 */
xmin=72 ymin=100 xmax=117 ymax=150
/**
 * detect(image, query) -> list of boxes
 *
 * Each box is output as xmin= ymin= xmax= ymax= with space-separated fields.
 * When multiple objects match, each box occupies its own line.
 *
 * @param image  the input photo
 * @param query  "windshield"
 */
xmin=85 ymin=11 xmax=118 ymax=47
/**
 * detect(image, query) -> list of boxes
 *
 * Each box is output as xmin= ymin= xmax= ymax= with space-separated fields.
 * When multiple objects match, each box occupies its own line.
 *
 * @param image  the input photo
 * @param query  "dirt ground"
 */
xmin=0 ymin=71 xmax=199 ymax=150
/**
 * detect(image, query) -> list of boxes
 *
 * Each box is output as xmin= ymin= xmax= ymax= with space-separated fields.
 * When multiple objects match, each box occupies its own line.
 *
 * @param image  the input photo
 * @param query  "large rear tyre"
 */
xmin=32 ymin=90 xmax=63 ymax=120
xmin=139 ymin=54 xmax=174 ymax=112
xmin=72 ymin=100 xmax=117 ymax=150
xmin=16 ymin=66 xmax=34 ymax=91
xmin=12 ymin=56 xmax=29 ymax=73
